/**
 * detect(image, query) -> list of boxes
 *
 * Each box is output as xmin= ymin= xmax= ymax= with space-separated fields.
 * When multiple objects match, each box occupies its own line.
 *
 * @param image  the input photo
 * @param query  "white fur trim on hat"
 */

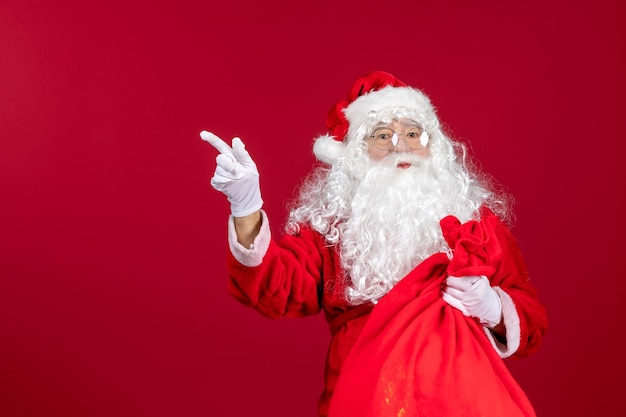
xmin=344 ymin=85 xmax=435 ymax=138
xmin=313 ymin=133 xmax=347 ymax=164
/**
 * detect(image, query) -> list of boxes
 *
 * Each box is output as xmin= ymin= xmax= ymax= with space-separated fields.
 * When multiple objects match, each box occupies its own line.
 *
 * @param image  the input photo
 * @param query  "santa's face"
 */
xmin=365 ymin=119 xmax=429 ymax=165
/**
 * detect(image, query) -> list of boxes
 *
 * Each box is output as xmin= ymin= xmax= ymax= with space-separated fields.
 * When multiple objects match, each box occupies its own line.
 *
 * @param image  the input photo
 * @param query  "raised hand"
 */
xmin=200 ymin=131 xmax=263 ymax=217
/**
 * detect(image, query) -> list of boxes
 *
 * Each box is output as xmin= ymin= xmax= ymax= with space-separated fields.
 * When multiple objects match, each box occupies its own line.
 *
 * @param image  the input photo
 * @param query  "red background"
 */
xmin=1 ymin=1 xmax=624 ymax=416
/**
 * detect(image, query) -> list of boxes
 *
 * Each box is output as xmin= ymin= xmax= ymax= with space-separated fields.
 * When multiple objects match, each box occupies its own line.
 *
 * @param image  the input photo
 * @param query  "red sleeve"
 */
xmin=491 ymin=221 xmax=548 ymax=358
xmin=226 ymin=227 xmax=327 ymax=319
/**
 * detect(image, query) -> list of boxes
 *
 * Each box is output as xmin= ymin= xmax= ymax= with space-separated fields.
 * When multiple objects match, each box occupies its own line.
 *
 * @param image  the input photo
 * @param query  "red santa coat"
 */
xmin=226 ymin=209 xmax=547 ymax=417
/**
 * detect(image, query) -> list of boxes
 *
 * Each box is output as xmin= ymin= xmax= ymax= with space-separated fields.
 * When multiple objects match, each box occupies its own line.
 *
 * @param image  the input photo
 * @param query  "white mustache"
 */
xmin=376 ymin=153 xmax=428 ymax=168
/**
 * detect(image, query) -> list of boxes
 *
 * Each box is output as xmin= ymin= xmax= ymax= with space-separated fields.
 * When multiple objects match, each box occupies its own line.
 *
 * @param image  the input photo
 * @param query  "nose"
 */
xmin=392 ymin=133 xmax=410 ymax=152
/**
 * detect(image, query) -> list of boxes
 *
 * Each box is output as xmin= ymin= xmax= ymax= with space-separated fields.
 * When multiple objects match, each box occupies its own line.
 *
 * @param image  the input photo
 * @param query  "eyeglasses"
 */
xmin=367 ymin=126 xmax=429 ymax=151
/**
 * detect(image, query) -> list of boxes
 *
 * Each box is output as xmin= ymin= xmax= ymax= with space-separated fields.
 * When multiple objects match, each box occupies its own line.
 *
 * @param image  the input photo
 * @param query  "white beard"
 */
xmin=341 ymin=153 xmax=479 ymax=305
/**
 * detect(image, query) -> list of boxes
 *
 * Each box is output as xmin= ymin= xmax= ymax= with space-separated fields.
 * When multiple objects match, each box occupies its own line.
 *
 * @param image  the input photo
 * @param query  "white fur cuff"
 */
xmin=227 ymin=210 xmax=271 ymax=267
xmin=483 ymin=287 xmax=521 ymax=358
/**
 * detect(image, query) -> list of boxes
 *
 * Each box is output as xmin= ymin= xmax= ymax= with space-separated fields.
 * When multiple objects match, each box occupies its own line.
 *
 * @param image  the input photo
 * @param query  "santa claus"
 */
xmin=201 ymin=71 xmax=548 ymax=417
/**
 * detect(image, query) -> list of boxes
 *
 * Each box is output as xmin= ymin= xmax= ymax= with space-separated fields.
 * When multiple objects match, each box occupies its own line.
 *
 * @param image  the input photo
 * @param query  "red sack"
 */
xmin=328 ymin=213 xmax=536 ymax=417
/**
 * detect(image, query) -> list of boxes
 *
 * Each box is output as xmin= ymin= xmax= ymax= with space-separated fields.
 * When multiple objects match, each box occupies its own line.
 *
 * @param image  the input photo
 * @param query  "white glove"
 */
xmin=200 ymin=131 xmax=263 ymax=217
xmin=442 ymin=275 xmax=502 ymax=328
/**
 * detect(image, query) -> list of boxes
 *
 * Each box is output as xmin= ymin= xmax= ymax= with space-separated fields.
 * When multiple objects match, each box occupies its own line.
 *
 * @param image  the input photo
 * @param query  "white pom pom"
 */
xmin=313 ymin=134 xmax=347 ymax=164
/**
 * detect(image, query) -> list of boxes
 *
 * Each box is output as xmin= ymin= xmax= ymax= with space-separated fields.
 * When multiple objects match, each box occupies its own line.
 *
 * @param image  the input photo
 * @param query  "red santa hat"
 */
xmin=313 ymin=71 xmax=436 ymax=164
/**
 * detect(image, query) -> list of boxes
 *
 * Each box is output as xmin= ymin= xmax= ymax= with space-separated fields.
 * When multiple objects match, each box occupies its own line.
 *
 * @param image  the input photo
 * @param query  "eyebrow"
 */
xmin=373 ymin=120 xmax=421 ymax=129
xmin=400 ymin=120 xmax=421 ymax=128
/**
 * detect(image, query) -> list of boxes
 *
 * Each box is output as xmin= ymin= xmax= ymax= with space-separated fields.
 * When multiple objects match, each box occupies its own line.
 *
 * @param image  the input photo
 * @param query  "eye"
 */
xmin=374 ymin=129 xmax=393 ymax=140
xmin=406 ymin=130 xmax=420 ymax=138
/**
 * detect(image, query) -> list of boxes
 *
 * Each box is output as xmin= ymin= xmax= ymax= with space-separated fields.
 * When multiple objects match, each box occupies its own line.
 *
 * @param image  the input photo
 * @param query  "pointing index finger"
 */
xmin=200 ymin=130 xmax=233 ymax=155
